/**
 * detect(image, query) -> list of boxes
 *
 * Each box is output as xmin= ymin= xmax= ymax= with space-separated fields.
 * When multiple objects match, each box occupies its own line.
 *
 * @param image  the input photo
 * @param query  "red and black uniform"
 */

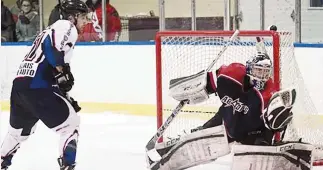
xmin=204 ymin=63 xmax=276 ymax=144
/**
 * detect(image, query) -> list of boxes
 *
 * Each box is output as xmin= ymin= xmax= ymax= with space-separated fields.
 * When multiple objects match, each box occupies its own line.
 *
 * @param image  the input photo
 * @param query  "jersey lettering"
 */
xmin=16 ymin=62 xmax=39 ymax=77
xmin=16 ymin=30 xmax=47 ymax=78
xmin=60 ymin=23 xmax=73 ymax=51
xmin=221 ymin=96 xmax=249 ymax=114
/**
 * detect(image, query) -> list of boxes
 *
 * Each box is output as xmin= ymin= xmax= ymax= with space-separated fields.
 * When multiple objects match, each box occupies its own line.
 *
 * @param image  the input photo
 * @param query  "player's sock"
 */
xmin=57 ymin=139 xmax=77 ymax=170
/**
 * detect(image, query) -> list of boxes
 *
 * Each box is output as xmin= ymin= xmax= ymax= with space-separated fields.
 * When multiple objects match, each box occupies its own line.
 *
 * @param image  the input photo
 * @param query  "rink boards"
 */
xmin=1 ymin=100 xmax=322 ymax=126
xmin=1 ymin=44 xmax=323 ymax=120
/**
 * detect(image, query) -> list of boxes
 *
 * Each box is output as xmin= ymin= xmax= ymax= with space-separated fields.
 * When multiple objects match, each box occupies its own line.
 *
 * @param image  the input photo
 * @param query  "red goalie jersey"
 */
xmin=206 ymin=62 xmax=277 ymax=142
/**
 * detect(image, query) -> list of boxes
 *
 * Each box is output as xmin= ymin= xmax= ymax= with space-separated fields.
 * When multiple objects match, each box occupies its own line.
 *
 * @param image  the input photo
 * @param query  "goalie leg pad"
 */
xmin=232 ymin=142 xmax=315 ymax=170
xmin=148 ymin=125 xmax=230 ymax=170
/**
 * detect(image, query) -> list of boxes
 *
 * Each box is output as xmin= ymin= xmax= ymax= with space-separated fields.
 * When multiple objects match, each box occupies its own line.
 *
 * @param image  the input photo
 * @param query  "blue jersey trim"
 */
xmin=30 ymin=61 xmax=49 ymax=88
xmin=42 ymin=36 xmax=65 ymax=67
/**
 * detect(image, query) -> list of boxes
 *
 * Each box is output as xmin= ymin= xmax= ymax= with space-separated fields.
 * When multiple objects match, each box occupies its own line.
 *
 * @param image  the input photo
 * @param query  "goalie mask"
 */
xmin=246 ymin=53 xmax=272 ymax=91
xmin=263 ymin=88 xmax=296 ymax=132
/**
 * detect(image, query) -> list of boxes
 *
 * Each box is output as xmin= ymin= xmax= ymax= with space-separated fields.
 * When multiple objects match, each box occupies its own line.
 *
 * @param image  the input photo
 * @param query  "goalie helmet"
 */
xmin=246 ymin=53 xmax=272 ymax=90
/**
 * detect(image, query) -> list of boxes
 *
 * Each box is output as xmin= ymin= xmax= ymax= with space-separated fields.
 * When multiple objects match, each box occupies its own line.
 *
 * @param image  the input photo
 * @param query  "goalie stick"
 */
xmin=146 ymin=30 xmax=240 ymax=161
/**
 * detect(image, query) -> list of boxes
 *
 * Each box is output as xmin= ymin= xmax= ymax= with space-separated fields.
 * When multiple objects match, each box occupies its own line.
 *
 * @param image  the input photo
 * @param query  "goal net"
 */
xmin=155 ymin=30 xmax=323 ymax=165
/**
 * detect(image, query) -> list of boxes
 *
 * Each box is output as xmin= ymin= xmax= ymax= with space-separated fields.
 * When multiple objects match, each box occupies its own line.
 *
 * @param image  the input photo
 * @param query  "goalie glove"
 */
xmin=168 ymin=71 xmax=210 ymax=105
xmin=263 ymin=87 xmax=296 ymax=132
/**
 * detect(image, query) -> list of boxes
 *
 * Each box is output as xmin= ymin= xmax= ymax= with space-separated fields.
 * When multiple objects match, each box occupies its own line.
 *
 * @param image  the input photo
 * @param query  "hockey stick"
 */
xmin=146 ymin=30 xmax=240 ymax=161
xmin=255 ymin=25 xmax=277 ymax=54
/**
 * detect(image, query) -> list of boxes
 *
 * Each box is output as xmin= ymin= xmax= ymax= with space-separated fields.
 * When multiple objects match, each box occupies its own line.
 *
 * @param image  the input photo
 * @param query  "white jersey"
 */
xmin=13 ymin=20 xmax=78 ymax=90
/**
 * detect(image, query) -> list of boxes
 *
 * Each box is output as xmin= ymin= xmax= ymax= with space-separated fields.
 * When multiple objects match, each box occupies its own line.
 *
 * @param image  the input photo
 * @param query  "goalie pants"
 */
xmin=202 ymin=111 xmax=274 ymax=145
xmin=1 ymin=88 xmax=80 ymax=166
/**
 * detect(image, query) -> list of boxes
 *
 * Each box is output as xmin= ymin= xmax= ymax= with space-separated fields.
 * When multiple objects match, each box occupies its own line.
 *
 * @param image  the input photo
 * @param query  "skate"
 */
xmin=57 ymin=139 xmax=77 ymax=170
xmin=57 ymin=158 xmax=75 ymax=170
xmin=1 ymin=155 xmax=13 ymax=170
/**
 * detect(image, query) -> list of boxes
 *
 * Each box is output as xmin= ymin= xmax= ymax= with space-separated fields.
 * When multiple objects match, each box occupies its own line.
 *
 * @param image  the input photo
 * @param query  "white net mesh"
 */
xmin=156 ymin=31 xmax=323 ymax=161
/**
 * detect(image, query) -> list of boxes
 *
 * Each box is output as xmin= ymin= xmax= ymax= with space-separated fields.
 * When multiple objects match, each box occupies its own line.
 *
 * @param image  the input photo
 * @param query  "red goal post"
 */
xmin=154 ymin=30 xmax=323 ymax=165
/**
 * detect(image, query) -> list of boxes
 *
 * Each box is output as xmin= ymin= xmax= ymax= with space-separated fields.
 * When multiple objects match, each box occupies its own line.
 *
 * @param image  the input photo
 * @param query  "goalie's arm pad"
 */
xmin=168 ymin=71 xmax=217 ymax=104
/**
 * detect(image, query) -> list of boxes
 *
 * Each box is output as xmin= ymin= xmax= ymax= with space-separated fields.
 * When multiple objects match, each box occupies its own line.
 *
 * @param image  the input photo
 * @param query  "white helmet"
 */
xmin=246 ymin=53 xmax=272 ymax=90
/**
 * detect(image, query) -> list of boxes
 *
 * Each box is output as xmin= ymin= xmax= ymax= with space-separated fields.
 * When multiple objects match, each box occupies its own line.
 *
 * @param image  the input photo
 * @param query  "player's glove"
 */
xmin=54 ymin=63 xmax=74 ymax=93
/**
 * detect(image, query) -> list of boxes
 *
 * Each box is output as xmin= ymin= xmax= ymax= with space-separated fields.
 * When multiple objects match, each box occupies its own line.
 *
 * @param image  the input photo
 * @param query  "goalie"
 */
xmin=147 ymin=53 xmax=315 ymax=170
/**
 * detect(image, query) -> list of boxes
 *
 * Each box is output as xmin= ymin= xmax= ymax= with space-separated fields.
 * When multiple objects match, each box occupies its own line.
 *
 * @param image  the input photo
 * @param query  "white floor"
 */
xmin=0 ymin=111 xmax=322 ymax=170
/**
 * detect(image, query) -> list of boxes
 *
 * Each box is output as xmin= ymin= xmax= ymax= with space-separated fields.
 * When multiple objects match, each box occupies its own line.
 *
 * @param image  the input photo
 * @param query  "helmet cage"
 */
xmin=248 ymin=63 xmax=272 ymax=82
xmin=246 ymin=54 xmax=273 ymax=90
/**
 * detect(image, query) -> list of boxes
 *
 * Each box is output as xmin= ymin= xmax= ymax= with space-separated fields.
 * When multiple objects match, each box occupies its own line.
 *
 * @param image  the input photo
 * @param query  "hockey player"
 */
xmin=147 ymin=52 xmax=316 ymax=170
xmin=177 ymin=53 xmax=291 ymax=146
xmin=197 ymin=53 xmax=282 ymax=145
xmin=0 ymin=0 xmax=88 ymax=170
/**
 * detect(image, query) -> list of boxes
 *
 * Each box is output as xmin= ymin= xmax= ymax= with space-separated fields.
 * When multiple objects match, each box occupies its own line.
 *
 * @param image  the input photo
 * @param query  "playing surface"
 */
xmin=1 ymin=111 xmax=322 ymax=170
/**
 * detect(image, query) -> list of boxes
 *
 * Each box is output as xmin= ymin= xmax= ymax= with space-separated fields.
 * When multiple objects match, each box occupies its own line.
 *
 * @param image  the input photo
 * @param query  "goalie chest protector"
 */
xmin=215 ymin=63 xmax=276 ymax=140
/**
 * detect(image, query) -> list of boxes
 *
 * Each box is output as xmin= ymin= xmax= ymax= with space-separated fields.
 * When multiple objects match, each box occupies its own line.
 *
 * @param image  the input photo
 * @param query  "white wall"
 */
xmin=1 ymin=44 xmax=323 ymax=113
xmin=239 ymin=0 xmax=323 ymax=42
xmin=111 ymin=0 xmax=226 ymax=17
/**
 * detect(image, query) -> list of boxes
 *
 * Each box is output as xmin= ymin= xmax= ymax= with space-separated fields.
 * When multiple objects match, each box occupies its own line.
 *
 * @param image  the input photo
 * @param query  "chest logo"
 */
xmin=221 ymin=96 xmax=249 ymax=114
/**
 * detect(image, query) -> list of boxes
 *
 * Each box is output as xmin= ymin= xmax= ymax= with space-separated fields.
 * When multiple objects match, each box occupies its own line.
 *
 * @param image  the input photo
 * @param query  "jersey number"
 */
xmin=24 ymin=31 xmax=46 ymax=62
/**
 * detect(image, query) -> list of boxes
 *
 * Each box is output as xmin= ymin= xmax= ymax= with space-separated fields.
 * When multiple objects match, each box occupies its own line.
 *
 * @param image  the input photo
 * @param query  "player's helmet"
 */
xmin=246 ymin=53 xmax=272 ymax=90
xmin=60 ymin=0 xmax=89 ymax=21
